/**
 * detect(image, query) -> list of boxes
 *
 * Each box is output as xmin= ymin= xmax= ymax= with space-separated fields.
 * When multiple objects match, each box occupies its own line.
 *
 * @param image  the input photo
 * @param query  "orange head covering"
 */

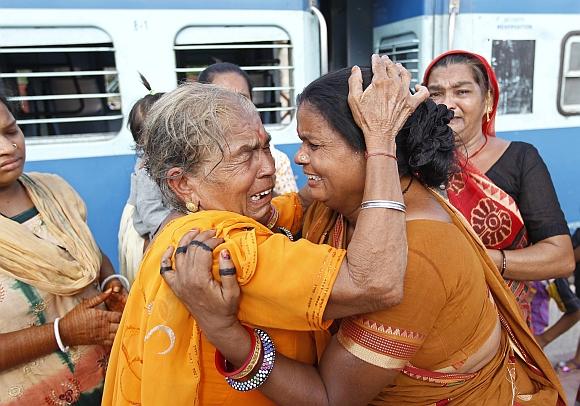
xmin=422 ymin=50 xmax=499 ymax=137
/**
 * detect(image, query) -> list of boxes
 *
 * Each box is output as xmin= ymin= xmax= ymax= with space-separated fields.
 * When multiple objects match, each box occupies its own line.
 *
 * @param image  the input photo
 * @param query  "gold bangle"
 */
xmin=230 ymin=330 xmax=262 ymax=380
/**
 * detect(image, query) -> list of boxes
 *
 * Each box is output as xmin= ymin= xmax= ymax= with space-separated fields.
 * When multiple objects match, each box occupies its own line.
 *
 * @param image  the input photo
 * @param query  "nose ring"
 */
xmin=12 ymin=143 xmax=17 ymax=150
xmin=299 ymin=154 xmax=307 ymax=163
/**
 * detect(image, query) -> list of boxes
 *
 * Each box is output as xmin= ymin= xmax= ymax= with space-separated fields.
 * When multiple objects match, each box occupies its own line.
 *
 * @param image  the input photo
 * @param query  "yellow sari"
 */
xmin=304 ymin=191 xmax=565 ymax=405
xmin=103 ymin=194 xmax=346 ymax=405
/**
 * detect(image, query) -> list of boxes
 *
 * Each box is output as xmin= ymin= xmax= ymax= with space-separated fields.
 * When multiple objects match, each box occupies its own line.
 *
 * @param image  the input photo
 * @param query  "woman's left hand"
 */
xmin=160 ymin=229 xmax=241 ymax=333
xmin=102 ymin=279 xmax=128 ymax=313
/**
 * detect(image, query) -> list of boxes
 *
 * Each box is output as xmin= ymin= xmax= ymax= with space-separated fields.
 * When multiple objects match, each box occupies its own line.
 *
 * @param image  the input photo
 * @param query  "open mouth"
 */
xmin=305 ymin=174 xmax=322 ymax=181
xmin=250 ymin=188 xmax=273 ymax=202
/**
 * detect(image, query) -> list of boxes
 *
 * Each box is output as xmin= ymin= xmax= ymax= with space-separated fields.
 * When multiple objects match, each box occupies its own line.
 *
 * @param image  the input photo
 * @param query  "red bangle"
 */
xmin=214 ymin=325 xmax=257 ymax=378
xmin=364 ymin=151 xmax=397 ymax=160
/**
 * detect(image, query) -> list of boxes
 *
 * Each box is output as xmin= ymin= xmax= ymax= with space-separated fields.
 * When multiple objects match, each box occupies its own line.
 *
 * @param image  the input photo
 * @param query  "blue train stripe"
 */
xmin=1 ymin=0 xmax=309 ymax=10
xmin=373 ymin=0 xmax=580 ymax=27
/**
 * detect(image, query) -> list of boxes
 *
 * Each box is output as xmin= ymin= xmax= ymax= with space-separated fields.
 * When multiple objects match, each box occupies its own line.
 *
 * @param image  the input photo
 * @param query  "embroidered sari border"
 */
xmin=337 ymin=317 xmax=424 ymax=369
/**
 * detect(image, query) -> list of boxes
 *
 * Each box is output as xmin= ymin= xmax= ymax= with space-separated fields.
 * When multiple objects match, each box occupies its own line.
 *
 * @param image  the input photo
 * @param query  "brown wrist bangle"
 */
xmin=499 ymin=249 xmax=507 ymax=276
xmin=364 ymin=151 xmax=397 ymax=160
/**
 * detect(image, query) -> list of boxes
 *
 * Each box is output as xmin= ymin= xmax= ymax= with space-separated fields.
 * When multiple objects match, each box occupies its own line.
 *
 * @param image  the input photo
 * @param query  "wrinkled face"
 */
xmin=427 ymin=63 xmax=487 ymax=144
xmin=210 ymin=72 xmax=252 ymax=100
xmin=0 ymin=103 xmax=25 ymax=188
xmin=194 ymin=110 xmax=275 ymax=224
xmin=295 ymin=103 xmax=365 ymax=214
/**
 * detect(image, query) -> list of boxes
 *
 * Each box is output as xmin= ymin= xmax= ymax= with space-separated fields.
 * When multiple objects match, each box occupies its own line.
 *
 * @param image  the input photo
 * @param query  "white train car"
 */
xmin=0 ymin=0 xmax=326 ymax=265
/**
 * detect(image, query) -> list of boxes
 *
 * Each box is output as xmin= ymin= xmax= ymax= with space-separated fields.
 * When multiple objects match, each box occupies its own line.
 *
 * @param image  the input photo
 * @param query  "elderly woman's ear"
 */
xmin=166 ymin=167 xmax=199 ymax=206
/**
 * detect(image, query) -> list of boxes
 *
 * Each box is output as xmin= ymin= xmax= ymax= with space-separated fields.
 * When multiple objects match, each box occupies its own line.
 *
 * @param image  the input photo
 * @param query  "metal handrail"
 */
xmin=252 ymin=86 xmax=294 ymax=92
xmin=0 ymin=47 xmax=115 ymax=53
xmin=17 ymin=115 xmax=123 ymax=125
xmin=8 ymin=93 xmax=120 ymax=102
xmin=175 ymin=66 xmax=293 ymax=73
xmin=310 ymin=5 xmax=328 ymax=75
xmin=0 ymin=70 xmax=118 ymax=78
xmin=256 ymin=106 xmax=294 ymax=112
xmin=174 ymin=44 xmax=291 ymax=50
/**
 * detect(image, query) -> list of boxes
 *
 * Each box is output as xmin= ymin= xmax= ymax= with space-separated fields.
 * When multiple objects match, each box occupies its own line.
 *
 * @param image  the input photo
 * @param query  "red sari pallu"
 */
xmin=447 ymin=157 xmax=533 ymax=326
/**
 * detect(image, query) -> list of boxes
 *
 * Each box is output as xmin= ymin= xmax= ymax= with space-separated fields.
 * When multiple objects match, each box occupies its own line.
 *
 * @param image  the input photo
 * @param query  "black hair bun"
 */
xmin=396 ymin=99 xmax=456 ymax=187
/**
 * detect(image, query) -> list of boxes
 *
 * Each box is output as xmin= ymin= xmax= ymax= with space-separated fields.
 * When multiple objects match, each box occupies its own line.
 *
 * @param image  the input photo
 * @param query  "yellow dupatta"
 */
xmin=103 ymin=194 xmax=345 ymax=405
xmin=0 ymin=172 xmax=101 ymax=296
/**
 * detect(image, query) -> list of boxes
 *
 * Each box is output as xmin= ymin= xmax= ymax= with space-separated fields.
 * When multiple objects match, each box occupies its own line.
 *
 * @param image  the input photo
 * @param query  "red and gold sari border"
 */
xmin=401 ymin=364 xmax=478 ymax=387
xmin=337 ymin=317 xmax=424 ymax=369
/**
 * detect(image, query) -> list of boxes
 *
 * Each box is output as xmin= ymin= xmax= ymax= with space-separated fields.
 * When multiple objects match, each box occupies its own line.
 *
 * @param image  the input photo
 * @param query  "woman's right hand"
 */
xmin=59 ymin=289 xmax=122 ymax=348
xmin=160 ymin=230 xmax=240 ymax=334
xmin=348 ymin=54 xmax=429 ymax=151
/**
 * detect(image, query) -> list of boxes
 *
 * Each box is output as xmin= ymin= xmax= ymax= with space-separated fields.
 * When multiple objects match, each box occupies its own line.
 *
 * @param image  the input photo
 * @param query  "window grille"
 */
xmin=174 ymin=26 xmax=294 ymax=126
xmin=377 ymin=33 xmax=420 ymax=86
xmin=558 ymin=32 xmax=580 ymax=115
xmin=0 ymin=27 xmax=122 ymax=138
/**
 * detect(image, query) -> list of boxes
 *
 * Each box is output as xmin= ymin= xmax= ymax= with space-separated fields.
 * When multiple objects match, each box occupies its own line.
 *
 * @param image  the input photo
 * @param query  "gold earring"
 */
xmin=486 ymin=107 xmax=490 ymax=122
xmin=186 ymin=201 xmax=198 ymax=213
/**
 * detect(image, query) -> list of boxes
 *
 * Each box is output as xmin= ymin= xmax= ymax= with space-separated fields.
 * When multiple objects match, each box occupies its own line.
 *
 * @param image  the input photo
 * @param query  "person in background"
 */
xmin=423 ymin=50 xmax=575 ymax=330
xmin=0 ymin=95 xmax=126 ymax=404
xmin=198 ymin=62 xmax=298 ymax=195
xmin=543 ymin=228 xmax=580 ymax=373
xmin=118 ymin=74 xmax=167 ymax=283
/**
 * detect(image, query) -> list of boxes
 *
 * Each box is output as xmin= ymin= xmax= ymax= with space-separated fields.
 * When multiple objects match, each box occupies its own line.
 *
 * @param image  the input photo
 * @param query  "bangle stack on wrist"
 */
xmin=360 ymin=200 xmax=406 ymax=213
xmin=215 ymin=326 xmax=276 ymax=392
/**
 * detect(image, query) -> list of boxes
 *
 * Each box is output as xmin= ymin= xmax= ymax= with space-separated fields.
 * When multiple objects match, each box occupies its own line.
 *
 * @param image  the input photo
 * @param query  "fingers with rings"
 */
xmin=189 ymin=240 xmax=213 ymax=252
xmin=219 ymin=267 xmax=237 ymax=276
xmin=175 ymin=245 xmax=188 ymax=255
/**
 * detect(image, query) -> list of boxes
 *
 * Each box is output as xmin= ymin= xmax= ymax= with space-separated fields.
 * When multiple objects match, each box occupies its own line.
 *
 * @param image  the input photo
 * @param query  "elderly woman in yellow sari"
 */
xmin=166 ymin=66 xmax=566 ymax=405
xmin=103 ymin=55 xmax=428 ymax=405
xmin=0 ymin=95 xmax=127 ymax=404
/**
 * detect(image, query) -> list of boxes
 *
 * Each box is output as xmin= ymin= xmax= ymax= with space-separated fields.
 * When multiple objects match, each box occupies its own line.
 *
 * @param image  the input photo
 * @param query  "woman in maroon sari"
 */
xmin=423 ymin=50 xmax=575 ymax=330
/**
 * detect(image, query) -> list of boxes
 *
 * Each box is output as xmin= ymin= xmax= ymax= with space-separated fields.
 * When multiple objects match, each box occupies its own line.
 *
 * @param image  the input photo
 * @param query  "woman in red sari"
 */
xmin=423 ymin=50 xmax=575 ymax=331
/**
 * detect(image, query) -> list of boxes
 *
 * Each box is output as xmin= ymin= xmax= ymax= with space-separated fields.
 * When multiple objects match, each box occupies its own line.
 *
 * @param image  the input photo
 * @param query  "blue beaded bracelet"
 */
xmin=226 ymin=328 xmax=276 ymax=391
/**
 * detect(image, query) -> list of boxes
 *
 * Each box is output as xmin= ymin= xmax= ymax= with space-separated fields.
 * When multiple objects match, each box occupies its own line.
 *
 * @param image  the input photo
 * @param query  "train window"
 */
xmin=558 ymin=32 xmax=580 ymax=115
xmin=0 ymin=27 xmax=122 ymax=139
xmin=174 ymin=26 xmax=294 ymax=126
xmin=377 ymin=33 xmax=419 ymax=86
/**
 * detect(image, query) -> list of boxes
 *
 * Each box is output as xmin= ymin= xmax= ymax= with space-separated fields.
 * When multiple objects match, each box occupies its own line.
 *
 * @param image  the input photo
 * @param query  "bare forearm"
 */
xmin=325 ymin=155 xmax=406 ymax=319
xmin=488 ymin=235 xmax=574 ymax=280
xmin=0 ymin=324 xmax=58 ymax=371
xmin=98 ymin=250 xmax=116 ymax=284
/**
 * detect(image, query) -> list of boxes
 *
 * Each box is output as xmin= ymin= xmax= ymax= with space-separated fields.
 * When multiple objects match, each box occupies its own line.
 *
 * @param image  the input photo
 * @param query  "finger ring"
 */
xmin=160 ymin=266 xmax=173 ymax=275
xmin=189 ymin=240 xmax=213 ymax=252
xmin=175 ymin=245 xmax=188 ymax=255
xmin=219 ymin=267 xmax=237 ymax=276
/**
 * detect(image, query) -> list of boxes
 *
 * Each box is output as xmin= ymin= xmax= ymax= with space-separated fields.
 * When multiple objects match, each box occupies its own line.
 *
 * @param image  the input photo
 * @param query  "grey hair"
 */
xmin=139 ymin=82 xmax=257 ymax=212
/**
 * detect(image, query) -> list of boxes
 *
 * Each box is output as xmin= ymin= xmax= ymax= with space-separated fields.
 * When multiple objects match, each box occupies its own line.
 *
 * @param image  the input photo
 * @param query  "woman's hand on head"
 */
xmin=160 ymin=229 xmax=241 ymax=334
xmin=348 ymin=54 xmax=429 ymax=150
xmin=59 ymin=289 xmax=122 ymax=349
